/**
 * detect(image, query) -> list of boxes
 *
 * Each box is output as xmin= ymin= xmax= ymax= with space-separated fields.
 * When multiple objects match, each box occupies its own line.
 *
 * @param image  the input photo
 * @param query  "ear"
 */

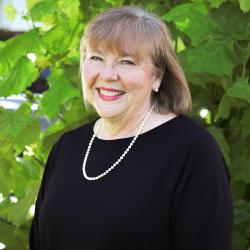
xmin=153 ymin=75 xmax=162 ymax=90
xmin=154 ymin=66 xmax=164 ymax=84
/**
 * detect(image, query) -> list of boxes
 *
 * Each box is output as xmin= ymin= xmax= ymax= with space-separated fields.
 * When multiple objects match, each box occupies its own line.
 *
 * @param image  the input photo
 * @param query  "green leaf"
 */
xmin=7 ymin=182 xmax=39 ymax=227
xmin=0 ymin=107 xmax=35 ymax=139
xmin=0 ymin=153 xmax=14 ymax=196
xmin=235 ymin=156 xmax=250 ymax=184
xmin=0 ymin=41 xmax=5 ymax=49
xmin=227 ymin=77 xmax=250 ymax=104
xmin=217 ymin=93 xmax=232 ymax=119
xmin=0 ymin=56 xmax=38 ymax=97
xmin=187 ymin=40 xmax=239 ymax=76
xmin=234 ymin=199 xmax=250 ymax=224
xmin=39 ymin=128 xmax=64 ymax=157
xmin=240 ymin=108 xmax=250 ymax=138
xmin=207 ymin=126 xmax=231 ymax=166
xmin=176 ymin=36 xmax=186 ymax=53
xmin=0 ymin=30 xmax=45 ymax=76
xmin=239 ymin=0 xmax=250 ymax=13
xmin=42 ymin=24 xmax=73 ymax=54
xmin=233 ymin=227 xmax=250 ymax=250
xmin=231 ymin=180 xmax=247 ymax=200
xmin=63 ymin=98 xmax=92 ymax=124
xmin=30 ymin=0 xmax=58 ymax=23
xmin=8 ymin=103 xmax=41 ymax=152
xmin=58 ymin=0 xmax=81 ymax=25
xmin=178 ymin=50 xmax=210 ymax=88
xmin=208 ymin=0 xmax=225 ymax=8
xmin=3 ymin=4 xmax=16 ymax=20
xmin=105 ymin=0 xmax=124 ymax=6
xmin=15 ymin=119 xmax=41 ymax=151
xmin=38 ymin=69 xmax=80 ymax=119
xmin=0 ymin=219 xmax=29 ymax=250
xmin=210 ymin=3 xmax=250 ymax=40
xmin=27 ymin=0 xmax=41 ymax=10
xmin=10 ymin=157 xmax=41 ymax=197
xmin=162 ymin=2 xmax=223 ymax=46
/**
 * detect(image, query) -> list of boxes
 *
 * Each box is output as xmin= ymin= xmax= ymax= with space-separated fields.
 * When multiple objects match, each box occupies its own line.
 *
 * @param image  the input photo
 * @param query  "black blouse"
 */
xmin=29 ymin=114 xmax=233 ymax=250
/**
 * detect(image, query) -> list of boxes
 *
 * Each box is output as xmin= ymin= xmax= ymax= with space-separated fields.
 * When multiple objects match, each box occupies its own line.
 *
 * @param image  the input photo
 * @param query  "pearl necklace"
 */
xmin=82 ymin=105 xmax=155 ymax=181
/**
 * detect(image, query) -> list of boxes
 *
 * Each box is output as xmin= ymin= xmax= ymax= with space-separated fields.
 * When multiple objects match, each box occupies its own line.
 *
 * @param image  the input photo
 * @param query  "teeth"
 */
xmin=99 ymin=89 xmax=124 ymax=96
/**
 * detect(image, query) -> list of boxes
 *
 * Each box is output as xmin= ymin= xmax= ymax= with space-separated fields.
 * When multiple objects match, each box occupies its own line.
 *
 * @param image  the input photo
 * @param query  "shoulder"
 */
xmin=167 ymin=114 xmax=223 ymax=159
xmin=184 ymin=115 xmax=220 ymax=150
xmin=161 ymin=113 xmax=218 ymax=144
xmin=172 ymin=115 xmax=231 ymax=184
xmin=179 ymin=115 xmax=230 ymax=179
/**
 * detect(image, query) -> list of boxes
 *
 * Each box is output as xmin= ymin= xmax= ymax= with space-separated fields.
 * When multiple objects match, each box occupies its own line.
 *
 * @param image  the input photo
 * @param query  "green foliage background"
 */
xmin=0 ymin=0 xmax=250 ymax=249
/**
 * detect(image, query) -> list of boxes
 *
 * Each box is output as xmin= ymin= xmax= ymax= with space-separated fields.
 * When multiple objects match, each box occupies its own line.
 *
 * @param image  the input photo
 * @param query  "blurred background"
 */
xmin=0 ymin=0 xmax=249 ymax=249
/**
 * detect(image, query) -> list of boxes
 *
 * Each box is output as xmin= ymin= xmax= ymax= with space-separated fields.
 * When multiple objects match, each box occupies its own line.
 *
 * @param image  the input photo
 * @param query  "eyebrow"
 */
xmin=118 ymin=50 xmax=135 ymax=58
xmin=90 ymin=48 xmax=137 ymax=58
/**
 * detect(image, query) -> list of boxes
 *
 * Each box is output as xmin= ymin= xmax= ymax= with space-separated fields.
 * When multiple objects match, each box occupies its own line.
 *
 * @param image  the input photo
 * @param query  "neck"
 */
xmin=96 ymin=103 xmax=153 ymax=140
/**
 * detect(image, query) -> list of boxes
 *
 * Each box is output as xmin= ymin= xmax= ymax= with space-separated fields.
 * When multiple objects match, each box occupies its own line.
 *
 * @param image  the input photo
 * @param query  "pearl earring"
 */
xmin=154 ymin=88 xmax=159 ymax=93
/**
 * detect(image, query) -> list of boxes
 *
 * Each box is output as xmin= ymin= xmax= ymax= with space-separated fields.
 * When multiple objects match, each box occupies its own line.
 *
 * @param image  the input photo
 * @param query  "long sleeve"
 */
xmin=170 ymin=132 xmax=233 ymax=250
xmin=27 ymin=115 xmax=234 ymax=250
xmin=29 ymin=140 xmax=60 ymax=250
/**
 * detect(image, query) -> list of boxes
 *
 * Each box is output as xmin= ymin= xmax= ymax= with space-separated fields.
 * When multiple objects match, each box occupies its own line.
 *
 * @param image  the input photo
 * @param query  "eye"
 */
xmin=121 ymin=60 xmax=135 ymax=65
xmin=90 ymin=56 xmax=103 ymax=61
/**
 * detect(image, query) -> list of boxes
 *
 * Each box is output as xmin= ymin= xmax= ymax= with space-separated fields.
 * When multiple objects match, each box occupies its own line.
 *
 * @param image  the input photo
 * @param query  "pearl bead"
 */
xmin=82 ymin=104 xmax=155 ymax=181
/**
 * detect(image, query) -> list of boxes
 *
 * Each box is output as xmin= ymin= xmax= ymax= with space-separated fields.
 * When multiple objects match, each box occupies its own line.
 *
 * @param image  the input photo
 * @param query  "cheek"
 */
xmin=118 ymin=68 xmax=144 ymax=90
xmin=120 ymin=68 xmax=155 ymax=93
xmin=82 ymin=62 xmax=97 ymax=86
xmin=140 ymin=68 xmax=157 ymax=93
xmin=81 ymin=64 xmax=97 ymax=103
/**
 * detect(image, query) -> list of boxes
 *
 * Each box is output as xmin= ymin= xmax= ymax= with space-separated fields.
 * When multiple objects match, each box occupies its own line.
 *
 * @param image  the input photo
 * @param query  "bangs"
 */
xmin=82 ymin=16 xmax=155 ymax=61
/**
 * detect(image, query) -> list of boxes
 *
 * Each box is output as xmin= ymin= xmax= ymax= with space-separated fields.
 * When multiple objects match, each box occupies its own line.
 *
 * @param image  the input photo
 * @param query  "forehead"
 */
xmin=86 ymin=41 xmax=153 ymax=62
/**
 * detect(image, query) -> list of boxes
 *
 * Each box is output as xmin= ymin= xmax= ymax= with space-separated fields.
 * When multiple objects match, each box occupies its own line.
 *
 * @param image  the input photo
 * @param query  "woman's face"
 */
xmin=82 ymin=45 xmax=161 ymax=120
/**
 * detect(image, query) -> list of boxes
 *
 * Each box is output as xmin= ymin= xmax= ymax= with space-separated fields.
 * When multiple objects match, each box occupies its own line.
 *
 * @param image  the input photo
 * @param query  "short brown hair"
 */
xmin=80 ymin=5 xmax=192 ymax=114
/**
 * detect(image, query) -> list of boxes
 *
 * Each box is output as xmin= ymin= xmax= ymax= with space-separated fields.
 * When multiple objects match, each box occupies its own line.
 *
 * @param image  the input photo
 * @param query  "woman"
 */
xmin=30 ymin=6 xmax=233 ymax=250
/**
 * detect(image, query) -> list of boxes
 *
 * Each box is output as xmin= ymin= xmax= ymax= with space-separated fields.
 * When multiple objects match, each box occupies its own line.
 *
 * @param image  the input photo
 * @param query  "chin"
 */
xmin=95 ymin=106 xmax=126 ymax=119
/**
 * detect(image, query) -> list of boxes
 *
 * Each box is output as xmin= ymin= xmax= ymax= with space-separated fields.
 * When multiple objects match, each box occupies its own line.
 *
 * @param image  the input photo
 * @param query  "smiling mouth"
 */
xmin=99 ymin=89 xmax=125 ymax=96
xmin=97 ymin=88 xmax=125 ymax=97
xmin=97 ymin=88 xmax=126 ymax=101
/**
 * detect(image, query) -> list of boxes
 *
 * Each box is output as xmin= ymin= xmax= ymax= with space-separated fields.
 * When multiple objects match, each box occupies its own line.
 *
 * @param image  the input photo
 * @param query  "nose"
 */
xmin=99 ymin=64 xmax=119 ymax=82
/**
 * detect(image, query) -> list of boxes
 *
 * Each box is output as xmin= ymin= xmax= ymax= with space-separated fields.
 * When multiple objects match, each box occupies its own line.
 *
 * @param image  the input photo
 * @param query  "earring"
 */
xmin=154 ymin=88 xmax=159 ymax=93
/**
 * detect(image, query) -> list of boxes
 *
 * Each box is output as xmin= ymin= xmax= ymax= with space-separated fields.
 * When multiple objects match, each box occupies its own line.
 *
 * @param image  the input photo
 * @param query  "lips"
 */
xmin=98 ymin=87 xmax=125 ymax=92
xmin=97 ymin=87 xmax=125 ymax=101
xmin=99 ymin=89 xmax=124 ymax=96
